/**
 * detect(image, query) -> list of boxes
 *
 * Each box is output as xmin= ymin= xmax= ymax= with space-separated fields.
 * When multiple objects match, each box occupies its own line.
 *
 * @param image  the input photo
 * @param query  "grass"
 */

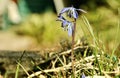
xmin=82 ymin=15 xmax=102 ymax=75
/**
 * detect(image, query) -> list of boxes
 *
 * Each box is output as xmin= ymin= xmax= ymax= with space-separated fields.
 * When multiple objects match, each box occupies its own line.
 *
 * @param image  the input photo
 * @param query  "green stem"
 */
xmin=71 ymin=19 xmax=76 ymax=78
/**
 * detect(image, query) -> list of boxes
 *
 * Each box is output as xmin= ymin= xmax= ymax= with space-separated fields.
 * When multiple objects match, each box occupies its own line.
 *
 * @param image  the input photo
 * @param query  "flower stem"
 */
xmin=71 ymin=19 xmax=76 ymax=78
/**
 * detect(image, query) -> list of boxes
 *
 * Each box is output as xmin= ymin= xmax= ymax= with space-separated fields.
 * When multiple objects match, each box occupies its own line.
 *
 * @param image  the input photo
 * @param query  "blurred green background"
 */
xmin=0 ymin=0 xmax=120 ymax=55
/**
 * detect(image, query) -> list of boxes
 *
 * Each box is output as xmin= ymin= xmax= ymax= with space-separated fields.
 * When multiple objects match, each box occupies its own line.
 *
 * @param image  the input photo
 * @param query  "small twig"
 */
xmin=63 ymin=55 xmax=66 ymax=65
xmin=62 ymin=68 xmax=66 ymax=78
xmin=52 ymin=58 xmax=58 ymax=68
xmin=17 ymin=62 xmax=30 ymax=76
xmin=28 ymin=66 xmax=66 ymax=78
xmin=60 ymin=46 xmax=88 ymax=55
xmin=102 ymin=69 xmax=120 ymax=75
xmin=56 ymin=54 xmax=65 ymax=66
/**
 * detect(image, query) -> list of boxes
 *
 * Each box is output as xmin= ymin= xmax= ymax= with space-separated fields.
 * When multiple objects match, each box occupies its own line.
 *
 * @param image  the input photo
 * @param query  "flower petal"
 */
xmin=56 ymin=15 xmax=66 ymax=22
xmin=59 ymin=7 xmax=70 ymax=15
xmin=68 ymin=23 xmax=73 ymax=36
xmin=62 ymin=21 xmax=68 ymax=27
xmin=77 ymin=9 xmax=87 ymax=13
xmin=66 ymin=7 xmax=79 ymax=19
xmin=67 ymin=10 xmax=72 ymax=18
xmin=72 ymin=10 xmax=78 ymax=19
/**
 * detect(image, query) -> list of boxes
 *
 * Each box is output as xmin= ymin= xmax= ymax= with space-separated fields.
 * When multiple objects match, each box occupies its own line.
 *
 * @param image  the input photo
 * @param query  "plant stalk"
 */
xmin=71 ymin=19 xmax=76 ymax=78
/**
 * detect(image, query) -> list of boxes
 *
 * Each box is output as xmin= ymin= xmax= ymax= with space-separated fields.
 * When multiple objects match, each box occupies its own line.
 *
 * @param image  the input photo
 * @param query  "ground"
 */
xmin=0 ymin=31 xmax=36 ymax=50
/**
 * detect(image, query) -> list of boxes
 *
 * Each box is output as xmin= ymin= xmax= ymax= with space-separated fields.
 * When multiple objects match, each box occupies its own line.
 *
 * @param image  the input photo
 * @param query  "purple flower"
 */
xmin=67 ymin=22 xmax=73 ymax=36
xmin=57 ymin=6 xmax=86 ymax=36
xmin=59 ymin=6 xmax=86 ymax=19
xmin=57 ymin=15 xmax=73 ymax=36
xmin=81 ymin=73 xmax=86 ymax=78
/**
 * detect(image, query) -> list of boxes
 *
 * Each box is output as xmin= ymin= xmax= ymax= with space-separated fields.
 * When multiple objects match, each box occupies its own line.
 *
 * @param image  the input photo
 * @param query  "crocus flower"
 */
xmin=59 ymin=6 xmax=86 ymax=19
